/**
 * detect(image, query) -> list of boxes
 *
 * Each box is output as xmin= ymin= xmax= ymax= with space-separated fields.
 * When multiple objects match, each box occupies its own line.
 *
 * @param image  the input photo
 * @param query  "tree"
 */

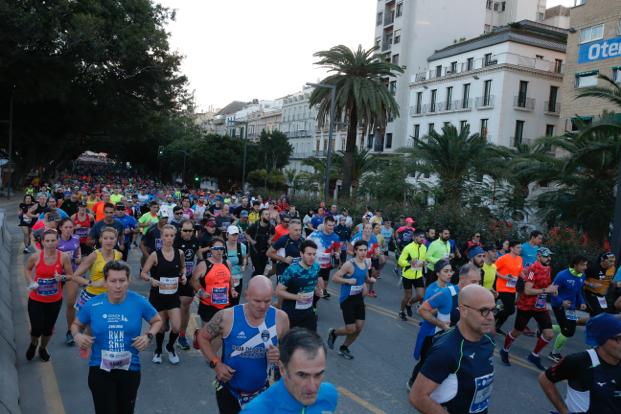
xmin=255 ymin=129 xmax=293 ymax=172
xmin=331 ymin=147 xmax=374 ymax=190
xmin=309 ymin=45 xmax=402 ymax=196
xmin=408 ymin=123 xmax=502 ymax=208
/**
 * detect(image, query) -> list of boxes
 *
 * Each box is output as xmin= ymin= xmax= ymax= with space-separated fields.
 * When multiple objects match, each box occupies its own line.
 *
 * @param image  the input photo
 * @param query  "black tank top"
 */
xmin=152 ymin=248 xmax=181 ymax=281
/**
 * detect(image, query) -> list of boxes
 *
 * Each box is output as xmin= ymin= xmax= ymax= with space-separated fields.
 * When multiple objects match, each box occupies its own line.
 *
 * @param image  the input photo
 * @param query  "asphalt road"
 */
xmin=2 ymin=197 xmax=588 ymax=414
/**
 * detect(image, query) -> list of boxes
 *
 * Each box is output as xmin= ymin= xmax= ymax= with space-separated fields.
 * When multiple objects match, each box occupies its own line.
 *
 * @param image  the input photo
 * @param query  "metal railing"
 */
xmin=475 ymin=95 xmax=494 ymax=108
xmin=544 ymin=101 xmax=560 ymax=115
xmin=511 ymin=136 xmax=533 ymax=147
xmin=513 ymin=96 xmax=535 ymax=111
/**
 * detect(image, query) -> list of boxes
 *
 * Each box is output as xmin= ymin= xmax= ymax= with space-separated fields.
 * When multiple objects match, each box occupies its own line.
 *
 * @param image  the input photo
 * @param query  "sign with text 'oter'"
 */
xmin=578 ymin=36 xmax=621 ymax=64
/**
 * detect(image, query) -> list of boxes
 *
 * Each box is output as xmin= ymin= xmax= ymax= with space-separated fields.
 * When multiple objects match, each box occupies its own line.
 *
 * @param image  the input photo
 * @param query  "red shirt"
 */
xmin=516 ymin=261 xmax=551 ymax=312
xmin=273 ymin=224 xmax=289 ymax=241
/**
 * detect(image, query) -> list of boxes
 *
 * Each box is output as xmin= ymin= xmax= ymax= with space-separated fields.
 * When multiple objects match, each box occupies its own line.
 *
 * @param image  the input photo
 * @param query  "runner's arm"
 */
xmin=276 ymin=308 xmax=290 ymax=339
xmin=418 ymin=300 xmax=449 ymax=331
xmin=191 ymin=260 xmax=206 ymax=293
xmin=140 ymin=252 xmax=157 ymax=281
xmin=23 ymin=254 xmax=37 ymax=285
xmin=72 ymin=252 xmax=97 ymax=285
xmin=397 ymin=246 xmax=411 ymax=268
xmin=266 ymin=245 xmax=285 ymax=263
xmin=538 ymin=373 xmax=569 ymax=414
xmin=197 ymin=309 xmax=230 ymax=362
xmin=331 ymin=262 xmax=355 ymax=285
xmin=275 ymin=283 xmax=302 ymax=301
xmin=408 ymin=373 xmax=448 ymax=414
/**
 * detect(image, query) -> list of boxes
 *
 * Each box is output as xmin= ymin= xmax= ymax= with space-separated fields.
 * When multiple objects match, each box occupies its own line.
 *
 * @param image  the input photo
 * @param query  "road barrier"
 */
xmin=0 ymin=210 xmax=20 ymax=414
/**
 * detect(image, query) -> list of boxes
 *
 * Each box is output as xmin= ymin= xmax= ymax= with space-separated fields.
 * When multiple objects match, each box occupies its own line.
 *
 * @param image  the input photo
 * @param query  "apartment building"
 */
xmin=559 ymin=0 xmax=621 ymax=131
xmin=227 ymin=99 xmax=282 ymax=142
xmin=374 ymin=0 xmax=547 ymax=152
xmin=409 ymin=20 xmax=567 ymax=148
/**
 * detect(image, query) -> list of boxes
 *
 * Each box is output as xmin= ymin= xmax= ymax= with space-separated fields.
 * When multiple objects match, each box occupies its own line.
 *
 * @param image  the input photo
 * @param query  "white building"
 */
xmin=408 ymin=20 xmax=567 ymax=148
xmin=374 ymin=0 xmax=548 ymax=152
xmin=226 ymin=99 xmax=282 ymax=142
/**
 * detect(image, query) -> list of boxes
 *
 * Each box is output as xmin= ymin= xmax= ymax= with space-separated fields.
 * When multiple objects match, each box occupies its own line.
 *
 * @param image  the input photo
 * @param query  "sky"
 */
xmin=158 ymin=0 xmax=576 ymax=112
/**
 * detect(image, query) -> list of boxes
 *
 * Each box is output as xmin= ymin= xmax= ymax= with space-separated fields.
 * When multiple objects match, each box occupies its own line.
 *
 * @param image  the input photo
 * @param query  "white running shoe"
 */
xmin=152 ymin=353 xmax=162 ymax=364
xmin=167 ymin=347 xmax=180 ymax=365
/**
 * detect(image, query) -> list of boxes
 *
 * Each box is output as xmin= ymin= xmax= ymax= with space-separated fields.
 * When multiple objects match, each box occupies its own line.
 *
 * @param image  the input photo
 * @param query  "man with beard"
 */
xmin=245 ymin=209 xmax=275 ymax=276
xmin=174 ymin=219 xmax=200 ymax=350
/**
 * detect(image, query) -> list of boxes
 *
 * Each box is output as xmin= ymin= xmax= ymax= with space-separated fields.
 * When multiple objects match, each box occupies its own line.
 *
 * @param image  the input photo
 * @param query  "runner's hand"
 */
xmin=181 ymin=275 xmax=187 ymax=285
xmin=283 ymin=256 xmax=293 ymax=265
xmin=150 ymin=278 xmax=160 ymax=288
xmin=547 ymin=285 xmax=558 ymax=296
xmin=266 ymin=345 xmax=279 ymax=364
xmin=562 ymin=300 xmax=572 ymax=309
xmin=131 ymin=335 xmax=150 ymax=351
xmin=579 ymin=304 xmax=587 ymax=311
xmin=75 ymin=333 xmax=95 ymax=349
xmin=231 ymin=290 xmax=238 ymax=298
xmin=348 ymin=279 xmax=357 ymax=285
xmin=28 ymin=282 xmax=39 ymax=291
xmin=215 ymin=362 xmax=236 ymax=382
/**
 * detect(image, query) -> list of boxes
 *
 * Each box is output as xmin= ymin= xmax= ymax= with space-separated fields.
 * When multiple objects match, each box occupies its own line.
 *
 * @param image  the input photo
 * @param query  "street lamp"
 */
xmin=232 ymin=119 xmax=249 ymax=192
xmin=306 ymin=82 xmax=336 ymax=203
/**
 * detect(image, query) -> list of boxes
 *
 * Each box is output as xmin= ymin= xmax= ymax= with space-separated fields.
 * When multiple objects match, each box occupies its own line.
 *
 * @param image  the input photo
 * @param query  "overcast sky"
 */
xmin=158 ymin=0 xmax=576 ymax=112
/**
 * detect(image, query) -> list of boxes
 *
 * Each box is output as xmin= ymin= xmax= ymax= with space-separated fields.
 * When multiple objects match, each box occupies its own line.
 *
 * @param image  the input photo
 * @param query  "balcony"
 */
xmin=475 ymin=95 xmax=494 ymax=109
xmin=384 ymin=12 xmax=395 ymax=26
xmin=513 ymin=96 xmax=535 ymax=111
xmin=381 ymin=41 xmax=391 ymax=51
xmin=511 ymin=137 xmax=533 ymax=147
xmin=409 ymin=105 xmax=424 ymax=117
xmin=544 ymin=101 xmax=560 ymax=116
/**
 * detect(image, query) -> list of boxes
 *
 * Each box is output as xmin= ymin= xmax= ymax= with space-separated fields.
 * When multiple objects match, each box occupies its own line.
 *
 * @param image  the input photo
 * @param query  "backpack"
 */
xmin=224 ymin=242 xmax=243 ymax=266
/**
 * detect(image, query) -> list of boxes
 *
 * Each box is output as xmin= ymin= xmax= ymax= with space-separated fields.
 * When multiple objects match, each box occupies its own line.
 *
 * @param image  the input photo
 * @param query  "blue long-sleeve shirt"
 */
xmin=551 ymin=268 xmax=585 ymax=309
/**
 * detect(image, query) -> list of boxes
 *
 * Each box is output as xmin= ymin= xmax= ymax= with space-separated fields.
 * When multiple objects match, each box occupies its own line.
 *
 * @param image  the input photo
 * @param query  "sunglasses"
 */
xmin=211 ymin=246 xmax=225 ymax=251
xmin=462 ymin=304 xmax=494 ymax=317
xmin=181 ymin=229 xmax=194 ymax=233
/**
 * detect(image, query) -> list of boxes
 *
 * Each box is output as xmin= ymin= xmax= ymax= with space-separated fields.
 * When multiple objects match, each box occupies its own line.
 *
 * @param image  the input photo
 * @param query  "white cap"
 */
xmin=226 ymin=225 xmax=240 ymax=235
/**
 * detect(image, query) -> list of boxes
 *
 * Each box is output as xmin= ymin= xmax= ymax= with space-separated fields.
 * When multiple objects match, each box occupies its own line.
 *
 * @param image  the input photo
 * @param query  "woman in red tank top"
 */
xmin=24 ymin=229 xmax=74 ymax=362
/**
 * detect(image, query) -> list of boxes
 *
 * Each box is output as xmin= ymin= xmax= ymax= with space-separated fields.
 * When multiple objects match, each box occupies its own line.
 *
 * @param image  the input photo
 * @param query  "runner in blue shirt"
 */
xmin=521 ymin=230 xmax=543 ymax=267
xmin=410 ymin=285 xmax=496 ymax=414
xmin=241 ymin=328 xmax=338 ymax=414
xmin=71 ymin=261 xmax=162 ymax=414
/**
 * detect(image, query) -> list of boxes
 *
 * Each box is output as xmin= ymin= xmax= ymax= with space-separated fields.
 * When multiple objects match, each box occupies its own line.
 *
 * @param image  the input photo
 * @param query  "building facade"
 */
xmin=374 ymin=0 xmax=547 ymax=152
xmin=559 ymin=0 xmax=621 ymax=131
xmin=409 ymin=20 xmax=567 ymax=148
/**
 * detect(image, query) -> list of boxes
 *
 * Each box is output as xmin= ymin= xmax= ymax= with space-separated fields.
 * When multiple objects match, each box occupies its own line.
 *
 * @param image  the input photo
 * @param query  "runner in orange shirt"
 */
xmin=495 ymin=240 xmax=523 ymax=335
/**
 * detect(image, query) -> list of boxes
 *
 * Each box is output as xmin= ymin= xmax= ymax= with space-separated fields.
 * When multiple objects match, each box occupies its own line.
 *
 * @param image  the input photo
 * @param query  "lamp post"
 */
xmin=306 ymin=82 xmax=336 ymax=203
xmin=232 ymin=119 xmax=249 ymax=192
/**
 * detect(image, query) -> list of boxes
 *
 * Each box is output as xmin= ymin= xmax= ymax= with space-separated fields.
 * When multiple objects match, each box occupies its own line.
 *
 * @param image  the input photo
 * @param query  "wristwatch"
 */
xmin=209 ymin=358 xmax=219 ymax=369
xmin=146 ymin=333 xmax=154 ymax=341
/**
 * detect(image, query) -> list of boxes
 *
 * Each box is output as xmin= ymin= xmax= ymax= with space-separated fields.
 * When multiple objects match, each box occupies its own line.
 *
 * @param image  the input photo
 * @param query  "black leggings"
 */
xmin=88 ymin=367 xmax=141 ymax=414
xmin=216 ymin=386 xmax=241 ymax=414
xmin=552 ymin=306 xmax=577 ymax=337
xmin=250 ymin=250 xmax=268 ymax=276
xmin=409 ymin=335 xmax=434 ymax=384
xmin=28 ymin=298 xmax=62 ymax=337
xmin=495 ymin=292 xmax=516 ymax=330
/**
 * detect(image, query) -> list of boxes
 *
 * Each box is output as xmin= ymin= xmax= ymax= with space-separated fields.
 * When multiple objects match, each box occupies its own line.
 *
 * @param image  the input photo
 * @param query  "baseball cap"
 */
xmin=240 ymin=210 xmax=249 ymax=217
xmin=226 ymin=225 xmax=240 ymax=235
xmin=537 ymin=247 xmax=553 ymax=257
xmin=115 ymin=202 xmax=125 ymax=210
xmin=468 ymin=246 xmax=485 ymax=259
xmin=586 ymin=313 xmax=621 ymax=347
xmin=206 ymin=220 xmax=216 ymax=228
xmin=405 ymin=217 xmax=415 ymax=224
xmin=158 ymin=210 xmax=169 ymax=219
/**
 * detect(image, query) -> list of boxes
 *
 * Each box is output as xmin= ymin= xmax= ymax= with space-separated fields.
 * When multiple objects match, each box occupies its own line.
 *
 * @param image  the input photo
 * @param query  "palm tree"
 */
xmin=300 ymin=156 xmax=338 ymax=196
xmin=408 ymin=123 xmax=502 ymax=208
xmin=331 ymin=147 xmax=374 ymax=190
xmin=309 ymin=45 xmax=403 ymax=196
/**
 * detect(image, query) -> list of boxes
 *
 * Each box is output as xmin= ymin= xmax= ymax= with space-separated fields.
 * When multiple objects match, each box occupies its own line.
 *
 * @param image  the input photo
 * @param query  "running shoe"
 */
xmin=327 ymin=328 xmax=336 ymax=350
xmin=177 ymin=335 xmax=191 ymax=350
xmin=338 ymin=346 xmax=354 ymax=360
xmin=495 ymin=327 xmax=506 ymax=336
xmin=368 ymin=290 xmax=377 ymax=298
xmin=527 ymin=353 xmax=545 ymax=371
xmin=548 ymin=351 xmax=562 ymax=363
xmin=152 ymin=353 xmax=162 ymax=364
xmin=23 ymin=247 xmax=30 ymax=254
xmin=399 ymin=311 xmax=407 ymax=321
xmin=405 ymin=305 xmax=413 ymax=317
xmin=499 ymin=349 xmax=510 ymax=366
xmin=393 ymin=268 xmax=400 ymax=278
xmin=65 ymin=331 xmax=75 ymax=346
xmin=322 ymin=289 xmax=331 ymax=299
xmin=26 ymin=343 xmax=37 ymax=361
xmin=39 ymin=347 xmax=50 ymax=362
xmin=166 ymin=345 xmax=180 ymax=365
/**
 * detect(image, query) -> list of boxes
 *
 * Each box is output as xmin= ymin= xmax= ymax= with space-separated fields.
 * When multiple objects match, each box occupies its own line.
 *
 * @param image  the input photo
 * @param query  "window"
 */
xmin=385 ymin=133 xmax=393 ymax=149
xmin=428 ymin=123 xmax=435 ymax=134
xmin=375 ymin=37 xmax=381 ymax=48
xmin=536 ymin=55 xmax=544 ymax=60
xmin=389 ymin=80 xmax=397 ymax=95
xmin=514 ymin=120 xmax=525 ymax=146
xmin=435 ymin=65 xmax=442 ymax=77
xmin=367 ymin=134 xmax=373 ymax=149
xmin=537 ymin=12 xmax=544 ymax=21
xmin=480 ymin=119 xmax=488 ymax=139
xmin=462 ymin=83 xmax=470 ymax=108
xmin=430 ymin=89 xmax=437 ymax=112
xmin=376 ymin=12 xmax=383 ymax=26
xmin=580 ymin=24 xmax=604 ymax=44
xmin=575 ymin=71 xmax=599 ymax=88
xmin=483 ymin=80 xmax=492 ymax=106
xmin=450 ymin=61 xmax=457 ymax=73
xmin=548 ymin=86 xmax=558 ymax=112
xmin=554 ymin=59 xmax=563 ymax=73
xmin=493 ymin=2 xmax=499 ymax=11
xmin=484 ymin=24 xmax=491 ymax=33
xmin=518 ymin=80 xmax=528 ymax=107
xmin=486 ymin=0 xmax=492 ymax=9
xmin=394 ymin=30 xmax=401 ymax=44
xmin=484 ymin=53 xmax=494 ymax=66
xmin=613 ymin=67 xmax=621 ymax=83
xmin=467 ymin=57 xmax=474 ymax=71
xmin=459 ymin=120 xmax=468 ymax=132
xmin=446 ymin=87 xmax=453 ymax=110
xmin=416 ymin=92 xmax=423 ymax=113
xmin=396 ymin=2 xmax=403 ymax=17
xmin=501 ymin=1 xmax=506 ymax=11
xmin=413 ymin=124 xmax=420 ymax=140
xmin=545 ymin=124 xmax=555 ymax=136
xmin=392 ymin=54 xmax=399 ymax=65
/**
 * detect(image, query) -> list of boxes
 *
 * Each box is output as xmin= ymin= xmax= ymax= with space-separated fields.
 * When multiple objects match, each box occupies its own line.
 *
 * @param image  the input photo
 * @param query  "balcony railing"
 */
xmin=513 ymin=96 xmax=535 ymax=111
xmin=544 ymin=101 xmax=560 ymax=115
xmin=511 ymin=137 xmax=533 ymax=147
xmin=381 ymin=41 xmax=391 ymax=51
xmin=475 ymin=95 xmax=494 ymax=109
xmin=384 ymin=12 xmax=395 ymax=26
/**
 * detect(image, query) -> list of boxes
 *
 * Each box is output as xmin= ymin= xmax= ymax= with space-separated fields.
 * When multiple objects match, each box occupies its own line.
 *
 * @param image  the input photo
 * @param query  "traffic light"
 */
xmin=194 ymin=176 xmax=199 ymax=182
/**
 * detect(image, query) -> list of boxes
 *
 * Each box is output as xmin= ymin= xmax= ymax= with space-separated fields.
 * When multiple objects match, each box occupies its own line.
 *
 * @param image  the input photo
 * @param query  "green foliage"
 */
xmin=247 ymin=169 xmax=287 ymax=190
xmin=255 ymin=129 xmax=293 ymax=172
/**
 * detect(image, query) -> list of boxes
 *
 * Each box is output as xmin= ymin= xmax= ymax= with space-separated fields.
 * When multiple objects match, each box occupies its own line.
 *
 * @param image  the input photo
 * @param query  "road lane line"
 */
xmin=337 ymin=386 xmax=388 ymax=414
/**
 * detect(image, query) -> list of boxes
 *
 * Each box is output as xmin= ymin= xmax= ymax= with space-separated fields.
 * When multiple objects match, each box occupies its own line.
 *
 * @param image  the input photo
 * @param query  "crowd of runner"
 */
xmin=16 ymin=172 xmax=621 ymax=414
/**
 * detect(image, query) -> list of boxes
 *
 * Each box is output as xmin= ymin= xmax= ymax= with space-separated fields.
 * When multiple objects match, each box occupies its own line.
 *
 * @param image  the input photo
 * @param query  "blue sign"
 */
xmin=578 ymin=36 xmax=621 ymax=64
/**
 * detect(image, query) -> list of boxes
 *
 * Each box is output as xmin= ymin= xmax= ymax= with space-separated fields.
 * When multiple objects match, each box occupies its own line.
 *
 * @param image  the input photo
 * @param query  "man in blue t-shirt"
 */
xmin=276 ymin=240 xmax=322 ymax=332
xmin=410 ymin=285 xmax=496 ymax=414
xmin=114 ymin=202 xmax=137 ymax=261
xmin=241 ymin=328 xmax=338 ymax=414
xmin=267 ymin=221 xmax=304 ymax=278
xmin=521 ymin=230 xmax=543 ymax=267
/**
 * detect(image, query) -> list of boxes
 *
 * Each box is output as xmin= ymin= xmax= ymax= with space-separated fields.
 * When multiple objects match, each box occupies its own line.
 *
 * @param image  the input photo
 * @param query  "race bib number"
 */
xmin=185 ymin=261 xmax=194 ymax=276
xmin=295 ymin=291 xmax=314 ymax=310
xmin=211 ymin=287 xmax=229 ymax=305
xmin=22 ymin=216 xmax=32 ymax=224
xmin=565 ymin=309 xmax=577 ymax=321
xmin=74 ymin=227 xmax=89 ymax=237
xmin=100 ymin=350 xmax=131 ymax=372
xmin=506 ymin=277 xmax=517 ymax=288
xmin=411 ymin=260 xmax=423 ymax=271
xmin=349 ymin=284 xmax=364 ymax=296
xmin=469 ymin=372 xmax=494 ymax=413
xmin=597 ymin=295 xmax=608 ymax=309
xmin=291 ymin=257 xmax=301 ymax=265
xmin=534 ymin=294 xmax=547 ymax=309
xmin=317 ymin=252 xmax=331 ymax=266
xmin=36 ymin=277 xmax=58 ymax=296
xmin=158 ymin=277 xmax=179 ymax=295
xmin=155 ymin=238 xmax=163 ymax=250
